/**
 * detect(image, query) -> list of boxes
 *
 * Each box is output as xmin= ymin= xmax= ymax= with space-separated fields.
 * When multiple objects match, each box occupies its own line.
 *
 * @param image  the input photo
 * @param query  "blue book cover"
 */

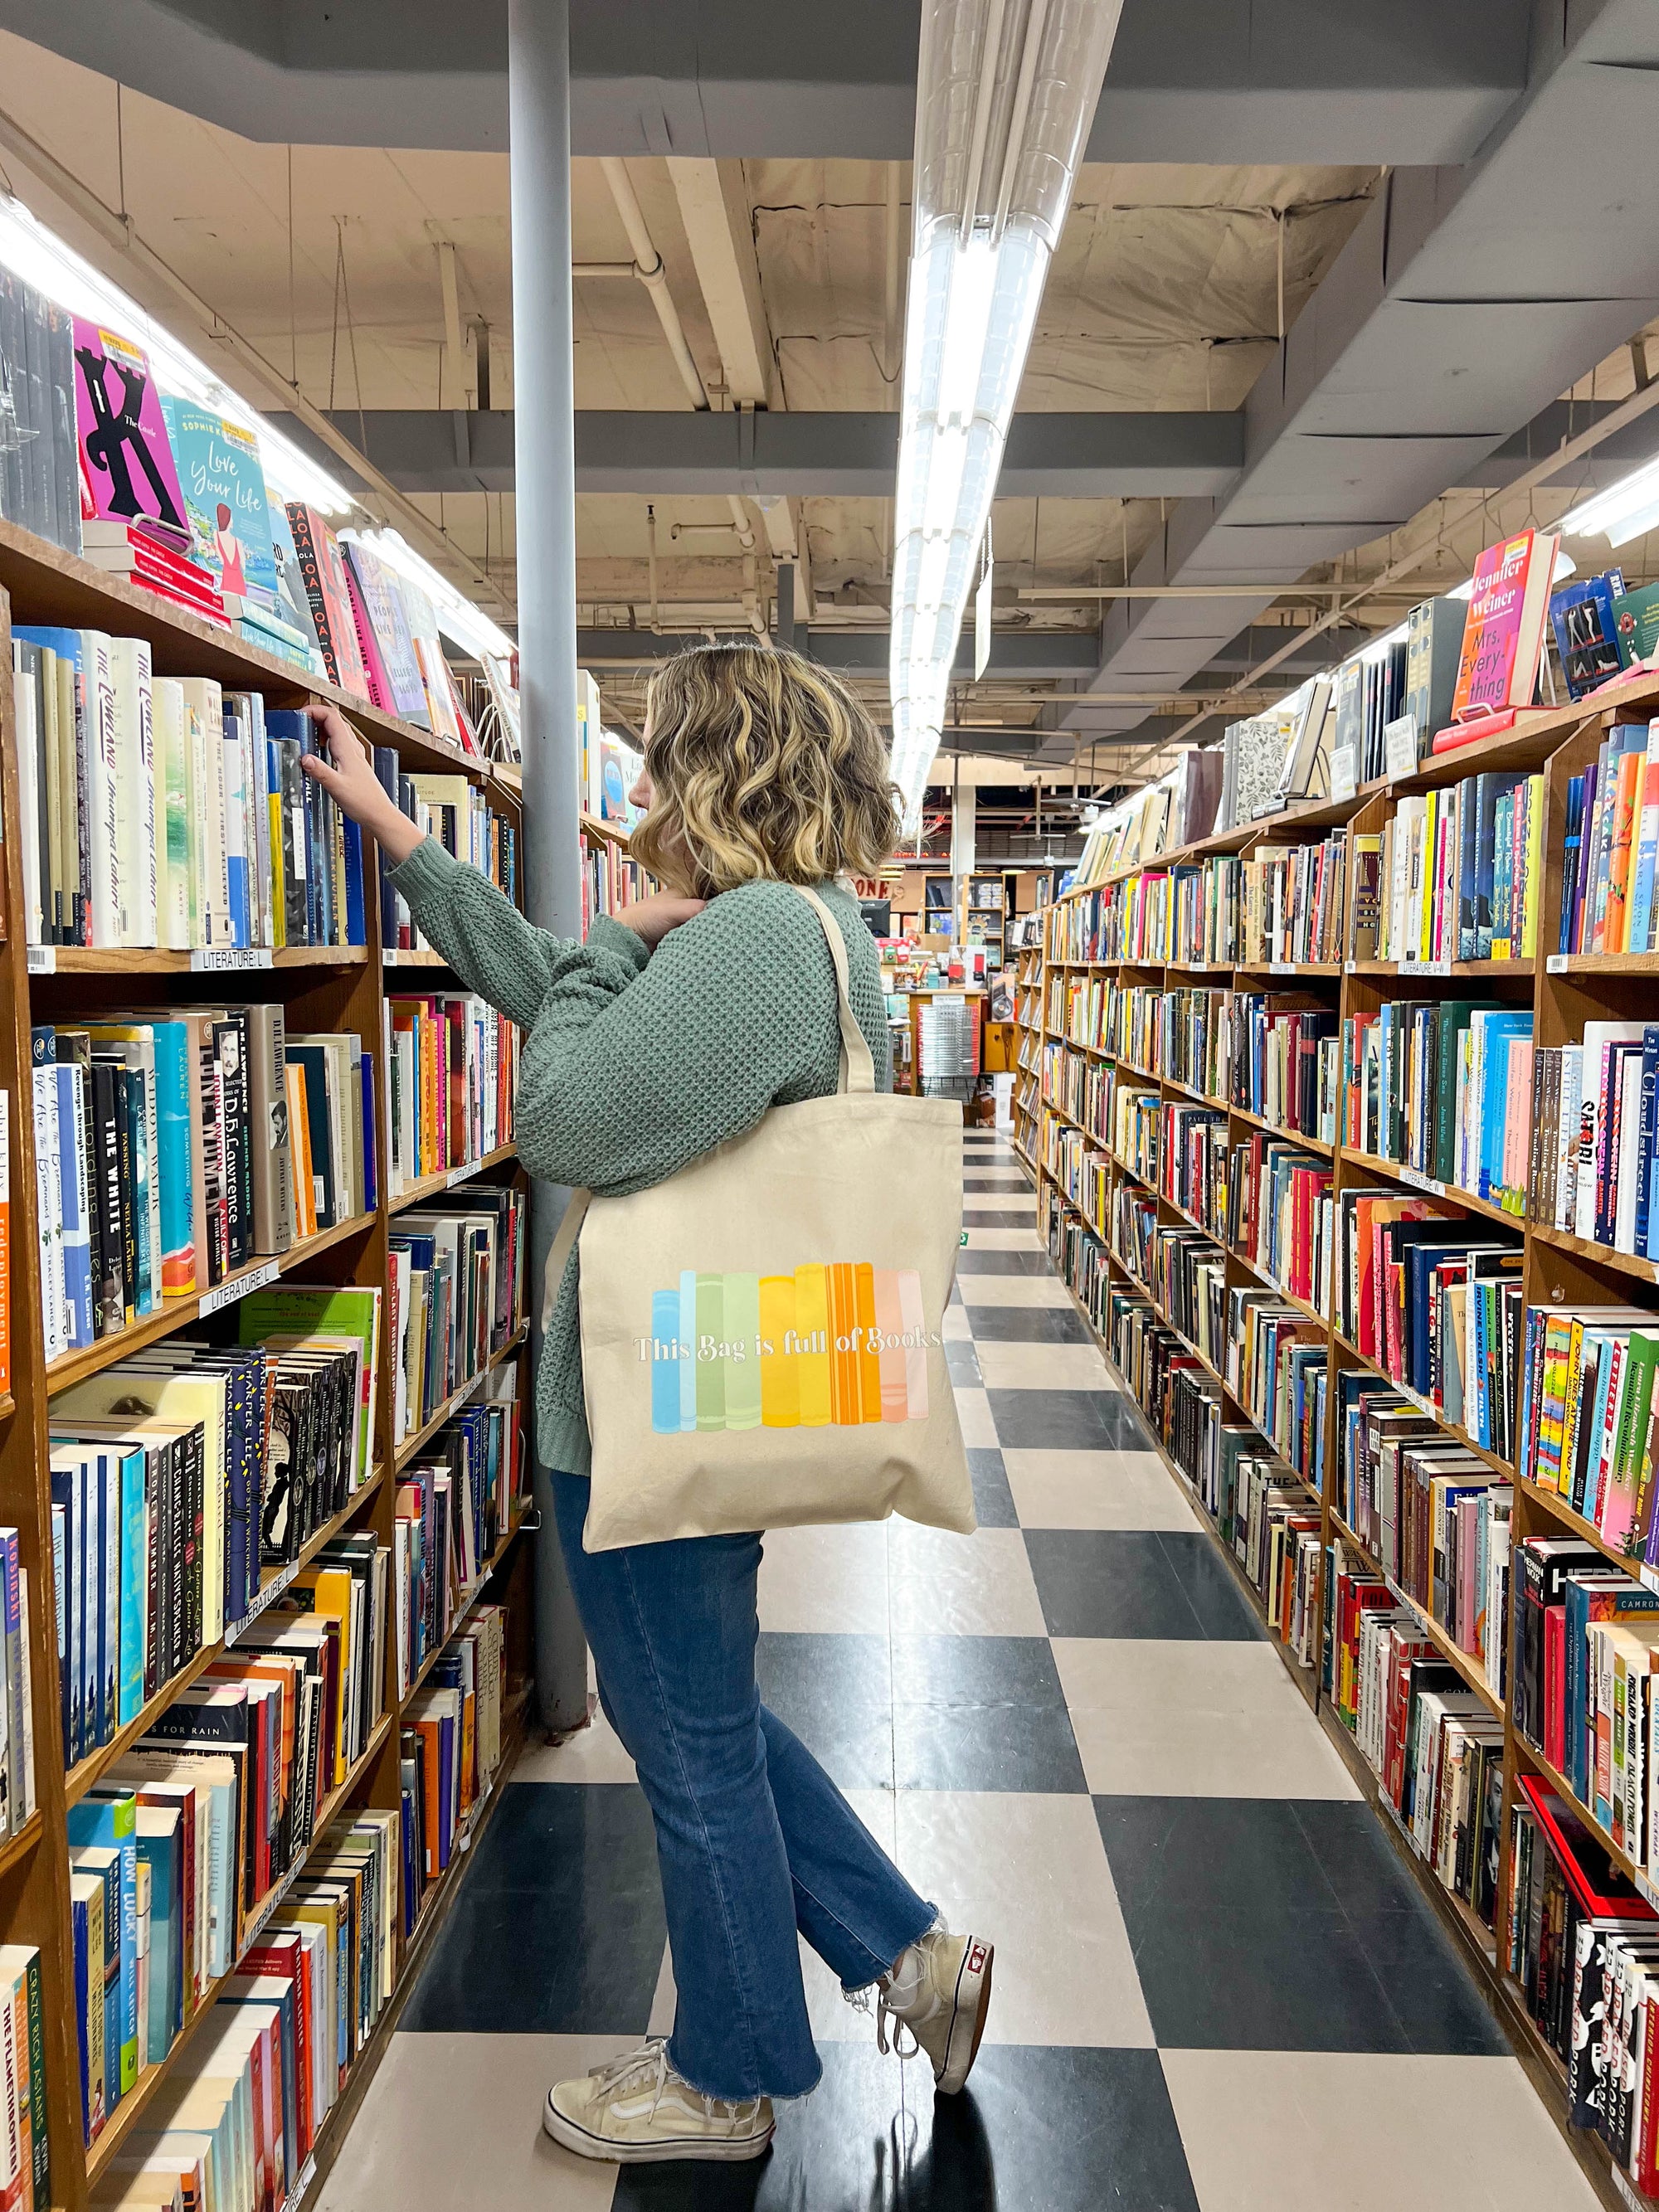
xmin=68 ymin=1792 xmax=139 ymax=2097
xmin=1561 ymin=775 xmax=1585 ymax=954
xmin=54 ymin=1063 xmax=94 ymax=1348
xmin=115 ymin=1446 xmax=145 ymax=1727
xmin=70 ymin=1882 xmax=90 ymax=2141
xmin=1636 ymin=1028 xmax=1659 ymax=1260
xmin=99 ymin=1446 xmax=118 ymax=1754
xmin=148 ymin=1021 xmax=194 ymax=1300
xmin=158 ymin=396 xmax=280 ymax=603
xmin=359 ymin=1048 xmax=377 ymax=1215
xmin=220 ymin=711 xmax=251 ymax=950
xmin=134 ymin=1816 xmax=180 ymax=2060
xmin=343 ymin=815 xmax=366 ymax=946
xmin=1473 ymin=775 xmax=1523 ymax=959
xmin=1457 ymin=776 xmax=1481 ymax=959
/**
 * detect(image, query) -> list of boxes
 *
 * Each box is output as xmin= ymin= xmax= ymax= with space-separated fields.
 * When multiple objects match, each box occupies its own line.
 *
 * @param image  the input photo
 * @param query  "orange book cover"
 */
xmin=1601 ymin=743 xmax=1646 ymax=955
xmin=827 ymin=1263 xmax=859 ymax=1422
xmin=852 ymin=1264 xmax=883 ymax=1425
xmin=285 ymin=1062 xmax=315 ymax=1238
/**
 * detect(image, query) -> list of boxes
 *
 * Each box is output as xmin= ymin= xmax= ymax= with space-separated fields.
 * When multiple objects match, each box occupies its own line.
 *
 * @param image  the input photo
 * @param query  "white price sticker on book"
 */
xmin=191 ymin=946 xmax=274 ymax=974
xmin=1384 ymin=713 xmax=1420 ymax=780
xmin=199 ymin=1257 xmax=279 ymax=1320
xmin=25 ymin=946 xmax=55 ymax=975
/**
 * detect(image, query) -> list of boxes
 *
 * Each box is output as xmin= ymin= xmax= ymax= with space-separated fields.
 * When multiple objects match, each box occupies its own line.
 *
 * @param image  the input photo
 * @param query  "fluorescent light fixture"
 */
xmin=1560 ymin=454 xmax=1659 ymax=547
xmin=0 ymin=187 xmax=355 ymax=517
xmin=888 ymin=0 xmax=1124 ymax=834
xmin=343 ymin=526 xmax=517 ymax=662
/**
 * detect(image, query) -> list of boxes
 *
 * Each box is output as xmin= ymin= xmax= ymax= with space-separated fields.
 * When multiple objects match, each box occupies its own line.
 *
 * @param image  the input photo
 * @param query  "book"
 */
xmin=70 ymin=321 xmax=188 ymax=553
xmin=283 ymin=505 xmax=371 ymax=703
xmin=1447 ymin=528 xmax=1559 ymax=722
xmin=156 ymin=400 xmax=280 ymax=606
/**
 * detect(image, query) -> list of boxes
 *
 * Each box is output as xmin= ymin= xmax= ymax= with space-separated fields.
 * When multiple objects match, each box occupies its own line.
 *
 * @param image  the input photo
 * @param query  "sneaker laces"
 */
xmin=875 ymin=1991 xmax=923 ymax=2062
xmin=585 ymin=2039 xmax=766 ymax=2127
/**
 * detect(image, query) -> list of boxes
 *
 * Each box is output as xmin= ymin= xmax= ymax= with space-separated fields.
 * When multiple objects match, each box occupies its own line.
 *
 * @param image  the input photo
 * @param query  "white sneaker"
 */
xmin=877 ymin=1923 xmax=994 ymax=2093
xmin=542 ymin=2039 xmax=775 ymax=2163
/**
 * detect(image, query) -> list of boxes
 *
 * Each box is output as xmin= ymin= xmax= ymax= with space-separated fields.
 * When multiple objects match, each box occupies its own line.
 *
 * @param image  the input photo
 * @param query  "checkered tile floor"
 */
xmin=319 ymin=1130 xmax=1598 ymax=2212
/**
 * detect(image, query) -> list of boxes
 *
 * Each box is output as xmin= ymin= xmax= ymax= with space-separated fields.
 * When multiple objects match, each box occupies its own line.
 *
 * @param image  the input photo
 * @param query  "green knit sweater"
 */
xmin=386 ymin=835 xmax=893 ymax=1479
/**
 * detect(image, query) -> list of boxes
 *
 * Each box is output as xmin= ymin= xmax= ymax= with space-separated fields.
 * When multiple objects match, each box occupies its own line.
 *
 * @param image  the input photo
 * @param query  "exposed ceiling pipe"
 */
xmin=598 ymin=156 xmax=710 ymax=411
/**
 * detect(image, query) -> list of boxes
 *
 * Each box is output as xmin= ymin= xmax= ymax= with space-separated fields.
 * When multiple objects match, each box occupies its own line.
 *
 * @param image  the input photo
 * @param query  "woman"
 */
xmin=303 ymin=640 xmax=993 ymax=2166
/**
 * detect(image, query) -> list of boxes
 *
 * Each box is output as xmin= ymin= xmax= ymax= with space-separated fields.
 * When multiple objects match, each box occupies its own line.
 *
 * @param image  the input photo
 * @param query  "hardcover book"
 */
xmin=71 ymin=319 xmax=189 ymax=552
xmin=1448 ymin=528 xmax=1559 ymax=722
xmin=157 ymin=399 xmax=280 ymax=606
xmin=283 ymin=504 xmax=371 ymax=703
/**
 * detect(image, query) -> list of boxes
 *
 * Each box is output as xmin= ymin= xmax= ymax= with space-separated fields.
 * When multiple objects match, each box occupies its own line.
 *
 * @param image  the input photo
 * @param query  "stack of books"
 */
xmin=31 ymin=1013 xmax=375 ymax=1359
xmin=401 ymin=1607 xmax=509 ymax=1928
xmin=383 ymin=996 xmax=518 ymax=1199
xmin=1238 ymin=834 xmax=1348 ymax=965
xmin=375 ymin=760 xmax=519 ymax=956
xmin=388 ymin=1194 xmax=526 ymax=1448
xmin=1561 ymin=720 xmax=1659 ymax=956
xmin=1352 ymin=772 xmax=1546 ymax=965
xmin=1520 ymin=1307 xmax=1659 ymax=1556
xmin=1227 ymin=994 xmax=1339 ymax=1145
xmin=9 ymin=644 xmax=369 ymax=953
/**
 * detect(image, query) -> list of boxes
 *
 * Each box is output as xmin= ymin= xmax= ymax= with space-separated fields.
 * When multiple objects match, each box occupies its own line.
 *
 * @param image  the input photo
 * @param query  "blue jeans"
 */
xmin=553 ymin=1473 xmax=937 ymax=2101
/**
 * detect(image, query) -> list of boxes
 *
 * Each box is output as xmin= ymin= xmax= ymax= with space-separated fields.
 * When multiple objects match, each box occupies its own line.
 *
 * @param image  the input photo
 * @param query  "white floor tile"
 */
xmin=956 ymin=1275 xmax=1071 ymax=1308
xmin=941 ymin=1304 xmax=975 ymax=1341
xmin=758 ymin=1520 xmax=892 ymax=1635
xmin=893 ymin=1792 xmax=1154 ymax=2047
xmin=513 ymin=1705 xmax=639 ymax=1787
xmin=961 ymin=1193 xmax=1037 ymax=1212
xmin=1160 ymin=2049 xmax=1603 ymax=2212
xmin=1003 ymin=1447 xmax=1199 ymax=1530
xmin=951 ymin=1387 xmax=1000 ymax=1448
xmin=1053 ymin=1640 xmax=1359 ymax=1798
xmin=974 ymin=1340 xmax=1111 ymax=1391
xmin=887 ymin=1522 xmax=1048 ymax=1636
xmin=315 ymin=2033 xmax=624 ymax=2212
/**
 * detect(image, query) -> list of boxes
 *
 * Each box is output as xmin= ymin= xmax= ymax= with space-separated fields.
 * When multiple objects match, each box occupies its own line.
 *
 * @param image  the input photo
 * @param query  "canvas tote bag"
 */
xmin=544 ymin=884 xmax=975 ymax=1551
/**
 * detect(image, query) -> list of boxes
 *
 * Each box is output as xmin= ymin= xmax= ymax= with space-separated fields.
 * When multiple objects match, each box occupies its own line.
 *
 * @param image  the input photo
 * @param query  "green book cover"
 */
xmin=1613 ymin=581 xmax=1659 ymax=668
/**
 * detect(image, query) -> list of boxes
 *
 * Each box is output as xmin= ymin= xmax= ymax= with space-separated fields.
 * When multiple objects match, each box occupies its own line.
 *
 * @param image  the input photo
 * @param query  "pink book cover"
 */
xmin=1450 ymin=529 xmax=1557 ymax=719
xmin=342 ymin=557 xmax=393 ymax=712
xmin=71 ymin=316 xmax=192 ymax=550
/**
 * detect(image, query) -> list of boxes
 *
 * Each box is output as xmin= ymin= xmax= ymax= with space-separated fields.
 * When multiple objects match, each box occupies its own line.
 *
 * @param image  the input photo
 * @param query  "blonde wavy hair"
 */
xmin=628 ymin=639 xmax=900 ymax=896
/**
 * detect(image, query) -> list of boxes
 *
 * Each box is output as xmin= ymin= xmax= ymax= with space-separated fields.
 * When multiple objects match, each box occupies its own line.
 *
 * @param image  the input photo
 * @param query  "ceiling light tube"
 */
xmin=0 ymin=188 xmax=356 ymax=517
xmin=888 ymin=0 xmax=1123 ymax=834
xmin=1560 ymin=455 xmax=1659 ymax=547
xmin=343 ymin=527 xmax=518 ymax=661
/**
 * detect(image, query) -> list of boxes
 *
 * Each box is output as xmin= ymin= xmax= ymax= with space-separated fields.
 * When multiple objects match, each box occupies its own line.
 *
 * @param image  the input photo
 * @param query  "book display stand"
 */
xmin=1029 ymin=669 xmax=1659 ymax=2212
xmin=0 ymin=511 xmax=537 ymax=2212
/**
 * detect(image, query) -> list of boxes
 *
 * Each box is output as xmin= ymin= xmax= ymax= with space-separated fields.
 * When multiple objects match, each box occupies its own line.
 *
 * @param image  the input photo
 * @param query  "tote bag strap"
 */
xmin=540 ymin=1185 xmax=592 ymax=1334
xmin=791 ymin=883 xmax=877 ymax=1096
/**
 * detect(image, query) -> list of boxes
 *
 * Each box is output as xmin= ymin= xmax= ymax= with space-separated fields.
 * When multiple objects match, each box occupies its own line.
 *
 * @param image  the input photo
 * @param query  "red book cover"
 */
xmin=1543 ymin=1602 xmax=1567 ymax=1772
xmin=1450 ymin=529 xmax=1559 ymax=718
xmin=285 ymin=503 xmax=371 ymax=702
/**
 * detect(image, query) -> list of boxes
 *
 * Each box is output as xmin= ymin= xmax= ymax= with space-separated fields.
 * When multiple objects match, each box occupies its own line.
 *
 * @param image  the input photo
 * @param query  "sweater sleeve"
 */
xmin=387 ymin=834 xmax=648 ymax=1032
xmin=509 ymin=882 xmax=834 ymax=1194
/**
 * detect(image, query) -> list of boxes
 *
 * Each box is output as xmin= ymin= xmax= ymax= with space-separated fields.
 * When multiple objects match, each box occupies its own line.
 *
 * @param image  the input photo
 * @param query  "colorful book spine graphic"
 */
xmin=645 ymin=1265 xmax=935 ymax=1433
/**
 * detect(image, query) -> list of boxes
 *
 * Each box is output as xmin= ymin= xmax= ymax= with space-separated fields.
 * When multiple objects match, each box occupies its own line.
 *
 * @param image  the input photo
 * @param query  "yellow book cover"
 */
xmin=827 ymin=1263 xmax=859 ymax=1423
xmin=757 ymin=1276 xmax=800 ymax=1429
xmin=792 ymin=1265 xmax=832 ymax=1427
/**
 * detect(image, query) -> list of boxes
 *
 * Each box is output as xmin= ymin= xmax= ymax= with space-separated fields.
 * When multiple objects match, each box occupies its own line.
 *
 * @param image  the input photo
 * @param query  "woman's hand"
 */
xmin=617 ymin=891 xmax=706 ymax=947
xmin=301 ymin=704 xmax=426 ymax=865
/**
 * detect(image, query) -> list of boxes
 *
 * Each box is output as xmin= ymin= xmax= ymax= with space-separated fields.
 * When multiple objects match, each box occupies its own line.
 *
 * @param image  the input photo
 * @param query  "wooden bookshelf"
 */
xmin=1022 ymin=668 xmax=1659 ymax=2212
xmin=0 ymin=525 xmax=538 ymax=2212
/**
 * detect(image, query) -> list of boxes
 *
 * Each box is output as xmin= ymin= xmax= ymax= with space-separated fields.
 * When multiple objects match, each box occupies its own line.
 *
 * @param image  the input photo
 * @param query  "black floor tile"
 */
xmin=956 ymin=1250 xmax=1052 ymax=1275
xmin=1355 ymin=1903 xmax=1511 ymax=2055
xmin=962 ymin=1177 xmax=1033 ymax=1192
xmin=966 ymin=1446 xmax=1019 ymax=1529
xmin=402 ymin=1783 xmax=665 ymax=2032
xmin=989 ymin=1387 xmax=1151 ymax=1446
xmin=946 ymin=1339 xmax=982 ymax=1386
xmin=966 ymin=1304 xmax=1094 ymax=1344
xmin=756 ymin=1632 xmax=893 ymax=1791
xmin=614 ymin=2044 xmax=1198 ymax=2212
xmin=1094 ymin=1797 xmax=1331 ymax=1918
xmin=1024 ymin=1529 xmax=1262 ymax=1641
xmin=892 ymin=1634 xmax=1085 ymax=1791
xmin=1289 ymin=1800 xmax=1427 ymax=1916
xmin=962 ymin=1210 xmax=1036 ymax=1226
xmin=1124 ymin=1903 xmax=1408 ymax=2052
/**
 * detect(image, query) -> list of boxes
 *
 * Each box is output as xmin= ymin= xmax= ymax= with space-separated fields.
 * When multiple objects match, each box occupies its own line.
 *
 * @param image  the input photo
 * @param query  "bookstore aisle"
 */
xmin=315 ymin=1132 xmax=1596 ymax=2212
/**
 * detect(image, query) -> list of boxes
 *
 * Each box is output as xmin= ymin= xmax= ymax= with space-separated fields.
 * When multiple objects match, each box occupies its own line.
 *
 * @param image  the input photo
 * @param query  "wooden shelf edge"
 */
xmin=46 ymin=1210 xmax=375 ymax=1398
xmin=387 ymin=1141 xmax=518 ymax=1218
